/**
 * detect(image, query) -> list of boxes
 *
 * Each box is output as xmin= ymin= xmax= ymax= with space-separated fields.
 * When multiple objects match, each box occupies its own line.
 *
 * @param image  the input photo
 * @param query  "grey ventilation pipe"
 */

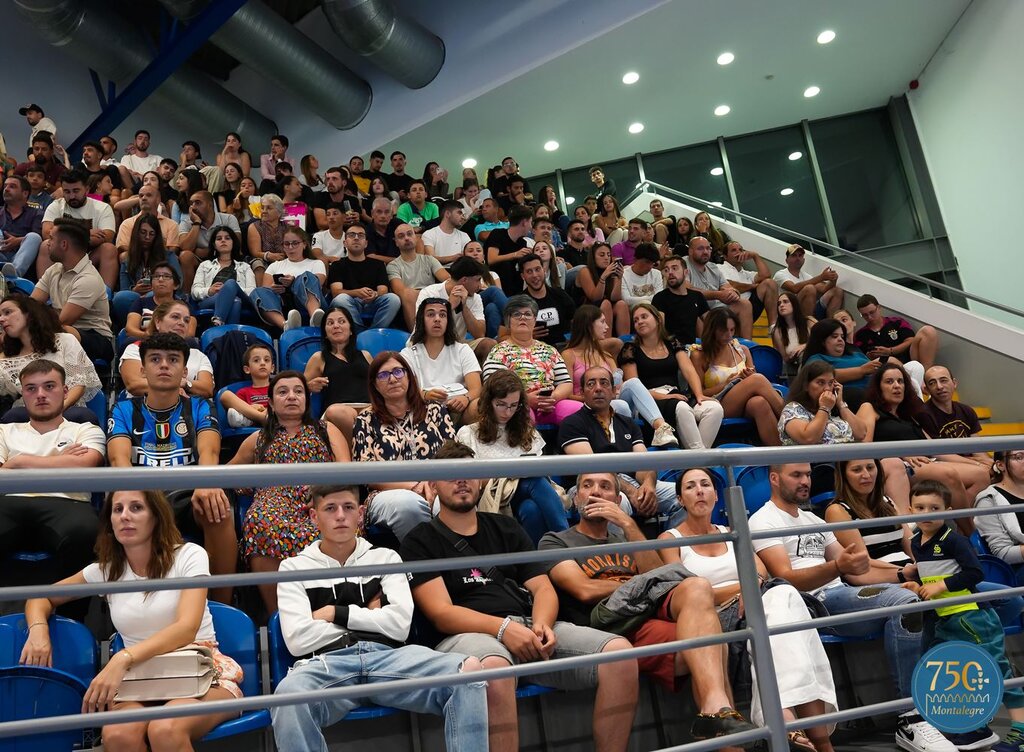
xmin=321 ymin=0 xmax=444 ymax=89
xmin=13 ymin=0 xmax=276 ymax=147
xmin=158 ymin=0 xmax=372 ymax=129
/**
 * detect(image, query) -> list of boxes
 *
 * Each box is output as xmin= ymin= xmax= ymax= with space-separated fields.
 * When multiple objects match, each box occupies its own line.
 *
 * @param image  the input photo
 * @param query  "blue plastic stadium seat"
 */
xmin=750 ymin=345 xmax=783 ymax=384
xmin=279 ymin=326 xmax=321 ymax=371
xmin=356 ymin=328 xmax=409 ymax=358
xmin=979 ymin=554 xmax=1016 ymax=586
xmin=969 ymin=530 xmax=990 ymax=556
xmin=736 ymin=465 xmax=771 ymax=516
xmin=200 ymin=324 xmax=275 ymax=358
xmin=215 ymin=381 xmax=260 ymax=441
xmin=0 ymin=666 xmax=92 ymax=752
xmin=818 ymin=631 xmax=883 ymax=644
xmin=7 ymin=278 xmax=34 ymax=295
xmin=0 ymin=615 xmax=98 ymax=686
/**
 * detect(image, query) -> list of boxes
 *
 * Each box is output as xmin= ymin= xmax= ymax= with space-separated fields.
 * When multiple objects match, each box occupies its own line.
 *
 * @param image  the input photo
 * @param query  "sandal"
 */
xmin=788 ymin=730 xmax=816 ymax=752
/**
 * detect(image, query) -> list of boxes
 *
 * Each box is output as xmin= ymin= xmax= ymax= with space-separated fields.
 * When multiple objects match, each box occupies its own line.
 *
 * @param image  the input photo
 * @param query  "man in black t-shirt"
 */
xmin=327 ymin=224 xmax=400 ymax=330
xmin=920 ymin=365 xmax=993 ymax=470
xmin=387 ymin=150 xmax=414 ymax=203
xmin=363 ymin=198 xmax=402 ymax=262
xmin=486 ymin=204 xmax=533 ymax=295
xmin=540 ymin=472 xmax=769 ymax=746
xmin=519 ymin=253 xmax=575 ymax=346
xmin=81 ymin=140 xmax=124 ymax=203
xmin=360 ymin=149 xmax=389 ymax=189
xmin=652 ymin=255 xmax=709 ymax=345
xmin=400 ymin=441 xmax=638 ymax=752
xmin=312 ymin=167 xmax=361 ymax=230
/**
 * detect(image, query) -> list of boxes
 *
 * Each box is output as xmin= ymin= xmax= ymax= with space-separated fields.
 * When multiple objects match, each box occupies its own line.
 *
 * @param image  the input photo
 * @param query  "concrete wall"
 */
xmin=908 ymin=0 xmax=1024 ymax=326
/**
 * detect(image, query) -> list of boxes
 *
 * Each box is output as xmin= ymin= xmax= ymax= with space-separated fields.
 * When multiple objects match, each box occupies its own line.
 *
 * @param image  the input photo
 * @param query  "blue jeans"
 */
xmin=0 ymin=232 xmax=41 ymax=277
xmin=271 ymin=642 xmax=488 ymax=752
xmin=251 ymin=272 xmax=326 ymax=321
xmin=818 ymin=582 xmax=922 ymax=697
xmin=196 ymin=279 xmax=246 ymax=323
xmin=976 ymin=580 xmax=1024 ymax=628
xmin=611 ymin=378 xmax=664 ymax=426
xmin=479 ymin=285 xmax=508 ymax=338
xmin=603 ymin=475 xmax=685 ymax=529
xmin=331 ymin=292 xmax=401 ymax=332
xmin=513 ymin=476 xmax=568 ymax=545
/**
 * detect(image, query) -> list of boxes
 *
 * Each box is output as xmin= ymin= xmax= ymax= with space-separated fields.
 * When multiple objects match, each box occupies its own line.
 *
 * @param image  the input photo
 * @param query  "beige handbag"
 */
xmin=115 ymin=646 xmax=216 ymax=702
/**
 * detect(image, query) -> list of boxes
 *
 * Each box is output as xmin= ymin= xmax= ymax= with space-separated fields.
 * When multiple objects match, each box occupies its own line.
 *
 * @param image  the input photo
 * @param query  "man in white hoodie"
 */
xmin=271 ymin=484 xmax=489 ymax=751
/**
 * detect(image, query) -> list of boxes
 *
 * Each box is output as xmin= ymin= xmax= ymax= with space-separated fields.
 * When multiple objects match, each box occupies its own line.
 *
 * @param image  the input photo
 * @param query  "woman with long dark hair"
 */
xmin=593 ymin=194 xmax=627 ymax=245
xmin=114 ymin=213 xmax=183 ymax=324
xmin=536 ymin=184 xmax=565 ymax=227
xmin=456 ymin=369 xmax=569 ymax=543
xmin=772 ymin=291 xmax=815 ymax=382
xmin=361 ymin=176 xmax=395 ymax=223
xmin=304 ymin=306 xmax=371 ymax=442
xmin=191 ymin=225 xmax=256 ymax=326
xmin=354 ymin=351 xmax=456 ymax=540
xmin=675 ymin=216 xmax=695 ymax=248
xmin=401 ymin=297 xmax=481 ymax=424
xmin=217 ymin=131 xmax=252 ymax=177
xmin=230 ymin=371 xmax=350 ymax=610
xmin=689 ymin=308 xmax=784 ymax=446
xmin=21 ymin=490 xmax=245 ymax=748
xmin=170 ymin=170 xmax=205 ymax=223
xmin=573 ymin=204 xmax=604 ymax=246
xmin=692 ymin=211 xmax=730 ymax=263
xmin=215 ymin=161 xmax=245 ymax=213
xmin=462 ymin=240 xmax=507 ymax=338
xmin=422 ymin=161 xmax=449 ymax=199
xmin=779 ymin=360 xmax=865 ymax=446
xmin=576 ymin=242 xmax=630 ymax=335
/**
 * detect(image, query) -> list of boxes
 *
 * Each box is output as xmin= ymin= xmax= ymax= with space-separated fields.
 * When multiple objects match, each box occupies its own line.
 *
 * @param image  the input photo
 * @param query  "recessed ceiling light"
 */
xmin=817 ymin=30 xmax=836 ymax=44
xmin=565 ymin=196 xmax=575 ymax=205
xmin=780 ymin=188 xmax=795 ymax=196
xmin=788 ymin=151 xmax=803 ymax=161
xmin=804 ymin=86 xmax=820 ymax=98
xmin=628 ymin=122 xmax=645 ymax=134
xmin=714 ymin=104 xmax=731 ymax=116
xmin=717 ymin=52 xmax=735 ymax=66
xmin=710 ymin=201 xmax=724 ymax=207
xmin=710 ymin=167 xmax=724 ymax=176
xmin=461 ymin=158 xmax=477 ymax=169
xmin=622 ymin=71 xmax=640 ymax=85
xmin=543 ymin=140 xmax=559 ymax=151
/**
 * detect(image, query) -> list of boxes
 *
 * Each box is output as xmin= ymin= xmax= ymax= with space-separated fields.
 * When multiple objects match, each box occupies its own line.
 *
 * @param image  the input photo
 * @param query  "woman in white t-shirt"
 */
xmin=21 ymin=489 xmax=244 ymax=748
xmin=249 ymin=225 xmax=327 ymax=332
xmin=120 ymin=300 xmax=214 ymax=398
xmin=462 ymin=240 xmax=506 ymax=338
xmin=658 ymin=468 xmax=837 ymax=752
xmin=456 ymin=368 xmax=569 ymax=544
xmin=401 ymin=298 xmax=481 ymax=425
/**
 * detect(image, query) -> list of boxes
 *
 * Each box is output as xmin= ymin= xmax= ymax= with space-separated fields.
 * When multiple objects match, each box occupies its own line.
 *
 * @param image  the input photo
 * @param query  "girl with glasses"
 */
xmin=248 ymin=226 xmax=327 ymax=332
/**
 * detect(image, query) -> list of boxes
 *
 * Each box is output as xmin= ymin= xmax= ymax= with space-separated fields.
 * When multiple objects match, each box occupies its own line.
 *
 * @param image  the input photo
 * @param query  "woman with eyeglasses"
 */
xmin=976 ymin=451 xmax=1024 ymax=566
xmin=353 ymin=351 xmax=456 ymax=541
xmin=248 ymin=225 xmax=327 ymax=332
xmin=124 ymin=261 xmax=195 ymax=340
xmin=229 ymin=371 xmax=350 ymax=611
xmin=456 ymin=368 xmax=569 ymax=544
xmin=191 ymin=225 xmax=256 ymax=326
xmin=482 ymin=295 xmax=578 ymax=425
xmin=247 ymin=193 xmax=287 ymax=286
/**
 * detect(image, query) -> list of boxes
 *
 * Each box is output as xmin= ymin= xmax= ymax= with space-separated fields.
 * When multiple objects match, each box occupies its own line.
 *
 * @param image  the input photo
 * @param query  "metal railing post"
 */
xmin=727 ymin=484 xmax=789 ymax=752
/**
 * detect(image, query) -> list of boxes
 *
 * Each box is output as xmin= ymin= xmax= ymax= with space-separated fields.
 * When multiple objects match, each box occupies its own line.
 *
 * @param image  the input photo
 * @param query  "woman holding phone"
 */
xmin=577 ymin=242 xmax=630 ymax=335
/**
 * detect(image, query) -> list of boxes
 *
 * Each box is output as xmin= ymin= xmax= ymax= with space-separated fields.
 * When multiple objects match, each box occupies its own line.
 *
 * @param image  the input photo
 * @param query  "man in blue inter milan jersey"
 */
xmin=107 ymin=332 xmax=236 ymax=601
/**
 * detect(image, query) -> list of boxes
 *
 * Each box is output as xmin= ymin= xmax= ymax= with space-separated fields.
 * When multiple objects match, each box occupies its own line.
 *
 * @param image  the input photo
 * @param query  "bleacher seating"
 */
xmin=278 ymin=326 xmax=320 ymax=371
xmin=356 ymin=328 xmax=409 ymax=358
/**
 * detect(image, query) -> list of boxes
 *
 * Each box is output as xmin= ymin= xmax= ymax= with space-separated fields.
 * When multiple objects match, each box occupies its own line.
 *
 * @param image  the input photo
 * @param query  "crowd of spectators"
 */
xmin=5 ymin=107 xmax=1020 ymax=752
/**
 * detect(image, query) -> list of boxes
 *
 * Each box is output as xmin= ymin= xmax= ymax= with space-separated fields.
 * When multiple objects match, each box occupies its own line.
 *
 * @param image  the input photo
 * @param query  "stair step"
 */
xmin=976 ymin=407 xmax=992 ymax=421
xmin=979 ymin=423 xmax=1024 ymax=436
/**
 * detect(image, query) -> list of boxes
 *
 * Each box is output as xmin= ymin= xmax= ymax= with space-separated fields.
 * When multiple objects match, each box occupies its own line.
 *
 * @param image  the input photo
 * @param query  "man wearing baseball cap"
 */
xmin=18 ymin=104 xmax=57 ymax=149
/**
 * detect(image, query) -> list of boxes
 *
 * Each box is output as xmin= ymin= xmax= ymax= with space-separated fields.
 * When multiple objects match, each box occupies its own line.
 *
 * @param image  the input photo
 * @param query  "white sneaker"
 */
xmin=897 ymin=712 xmax=958 ymax=752
xmin=652 ymin=423 xmax=679 ymax=447
xmin=284 ymin=309 xmax=302 ymax=331
xmin=1 ymin=263 xmax=17 ymax=278
xmin=227 ymin=408 xmax=254 ymax=428
xmin=310 ymin=308 xmax=325 ymax=328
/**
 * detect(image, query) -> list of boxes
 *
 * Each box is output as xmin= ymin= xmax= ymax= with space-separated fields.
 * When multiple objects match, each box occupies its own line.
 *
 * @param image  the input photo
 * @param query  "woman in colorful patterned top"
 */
xmin=230 ymin=371 xmax=350 ymax=611
xmin=481 ymin=295 xmax=575 ymax=424
xmin=354 ymin=351 xmax=456 ymax=541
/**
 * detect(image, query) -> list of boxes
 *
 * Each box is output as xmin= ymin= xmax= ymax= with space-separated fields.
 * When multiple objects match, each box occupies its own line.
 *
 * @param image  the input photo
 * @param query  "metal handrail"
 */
xmin=638 ymin=178 xmax=1024 ymax=321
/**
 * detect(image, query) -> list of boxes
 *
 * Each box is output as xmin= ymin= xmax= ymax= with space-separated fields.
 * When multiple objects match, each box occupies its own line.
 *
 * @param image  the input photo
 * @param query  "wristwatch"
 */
xmin=185 ymin=379 xmax=194 ymax=392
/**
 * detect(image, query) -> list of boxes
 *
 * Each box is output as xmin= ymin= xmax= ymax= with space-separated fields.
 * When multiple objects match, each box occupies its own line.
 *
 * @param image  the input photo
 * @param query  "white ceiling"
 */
xmin=374 ymin=0 xmax=971 ymax=180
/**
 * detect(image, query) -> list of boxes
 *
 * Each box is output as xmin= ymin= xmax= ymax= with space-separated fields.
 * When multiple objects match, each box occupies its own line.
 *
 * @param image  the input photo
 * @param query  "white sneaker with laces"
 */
xmin=896 ymin=712 xmax=958 ymax=752
xmin=284 ymin=309 xmax=302 ymax=331
xmin=652 ymin=423 xmax=679 ymax=447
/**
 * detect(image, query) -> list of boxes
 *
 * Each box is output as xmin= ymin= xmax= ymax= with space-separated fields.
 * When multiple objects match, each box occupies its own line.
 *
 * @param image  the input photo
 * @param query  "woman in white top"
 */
xmin=659 ymin=468 xmax=837 ymax=752
xmin=190 ymin=225 xmax=256 ymax=326
xmin=249 ymin=225 xmax=327 ymax=332
xmin=21 ymin=489 xmax=244 ymax=749
xmin=456 ymin=369 xmax=568 ymax=543
xmin=771 ymin=292 xmax=816 ymax=382
xmin=462 ymin=240 xmax=506 ymax=339
xmin=120 ymin=300 xmax=214 ymax=399
xmin=0 ymin=294 xmax=101 ymax=411
xmin=401 ymin=298 xmax=481 ymax=424
xmin=532 ymin=239 xmax=566 ymax=290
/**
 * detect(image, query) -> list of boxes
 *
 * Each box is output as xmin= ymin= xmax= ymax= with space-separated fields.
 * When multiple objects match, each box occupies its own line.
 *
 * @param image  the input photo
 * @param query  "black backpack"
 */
xmin=206 ymin=330 xmax=271 ymax=388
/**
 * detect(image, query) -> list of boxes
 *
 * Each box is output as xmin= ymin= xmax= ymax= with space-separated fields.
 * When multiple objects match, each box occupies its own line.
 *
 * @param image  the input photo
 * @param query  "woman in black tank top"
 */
xmin=303 ymin=307 xmax=371 ymax=441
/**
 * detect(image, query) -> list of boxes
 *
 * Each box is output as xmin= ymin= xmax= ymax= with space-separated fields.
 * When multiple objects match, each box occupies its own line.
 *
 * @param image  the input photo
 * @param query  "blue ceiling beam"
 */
xmin=67 ymin=0 xmax=249 ymax=160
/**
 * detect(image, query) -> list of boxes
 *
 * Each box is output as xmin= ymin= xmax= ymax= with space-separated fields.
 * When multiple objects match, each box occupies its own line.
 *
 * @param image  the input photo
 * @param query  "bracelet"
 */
xmin=27 ymin=621 xmax=47 ymax=630
xmin=817 ymin=407 xmax=831 ymax=414
xmin=496 ymin=616 xmax=513 ymax=644
xmin=896 ymin=567 xmax=906 ymax=583
xmin=120 ymin=648 xmax=134 ymax=669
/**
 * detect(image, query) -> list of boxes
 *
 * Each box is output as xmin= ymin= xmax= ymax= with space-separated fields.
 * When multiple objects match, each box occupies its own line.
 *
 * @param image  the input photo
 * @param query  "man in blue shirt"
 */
xmin=0 ymin=175 xmax=43 ymax=277
xmin=107 ymin=332 xmax=235 ymax=602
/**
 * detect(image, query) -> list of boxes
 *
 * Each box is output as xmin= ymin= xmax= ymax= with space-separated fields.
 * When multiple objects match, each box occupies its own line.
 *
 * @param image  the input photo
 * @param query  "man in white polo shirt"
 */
xmin=422 ymin=200 xmax=470 ymax=265
xmin=0 ymin=360 xmax=105 ymax=582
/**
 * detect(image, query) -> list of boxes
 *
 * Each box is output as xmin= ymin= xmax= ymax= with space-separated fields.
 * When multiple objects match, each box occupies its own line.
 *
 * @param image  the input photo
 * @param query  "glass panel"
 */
xmin=641 ymin=142 xmax=733 ymax=210
xmin=725 ymin=126 xmax=827 ymax=244
xmin=811 ymin=109 xmax=921 ymax=250
xmin=524 ymin=172 xmax=558 ymax=210
xmin=559 ymin=157 xmax=640 ymax=213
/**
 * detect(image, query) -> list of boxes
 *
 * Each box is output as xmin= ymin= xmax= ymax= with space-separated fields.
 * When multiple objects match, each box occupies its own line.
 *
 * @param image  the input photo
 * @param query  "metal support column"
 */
xmin=555 ymin=169 xmax=568 ymax=210
xmin=635 ymin=151 xmax=646 ymax=186
xmin=800 ymin=119 xmax=840 ymax=247
xmin=726 ymin=482 xmax=789 ymax=752
xmin=66 ymin=0 xmax=249 ymax=159
xmin=717 ymin=136 xmax=741 ymax=224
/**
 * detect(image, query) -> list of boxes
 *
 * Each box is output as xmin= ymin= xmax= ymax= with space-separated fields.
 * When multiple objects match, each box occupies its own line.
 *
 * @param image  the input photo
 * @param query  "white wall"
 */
xmin=908 ymin=0 xmax=1024 ymax=325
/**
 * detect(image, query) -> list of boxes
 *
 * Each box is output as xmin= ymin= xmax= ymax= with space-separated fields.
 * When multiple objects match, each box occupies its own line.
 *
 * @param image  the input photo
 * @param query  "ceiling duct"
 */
xmin=13 ymin=0 xmax=276 ymax=146
xmin=321 ymin=0 xmax=444 ymax=89
xmin=158 ymin=0 xmax=372 ymax=129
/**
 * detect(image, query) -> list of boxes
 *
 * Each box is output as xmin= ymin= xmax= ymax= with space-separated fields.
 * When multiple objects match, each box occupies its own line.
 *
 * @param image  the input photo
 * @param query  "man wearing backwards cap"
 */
xmin=18 ymin=104 xmax=57 ymax=149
